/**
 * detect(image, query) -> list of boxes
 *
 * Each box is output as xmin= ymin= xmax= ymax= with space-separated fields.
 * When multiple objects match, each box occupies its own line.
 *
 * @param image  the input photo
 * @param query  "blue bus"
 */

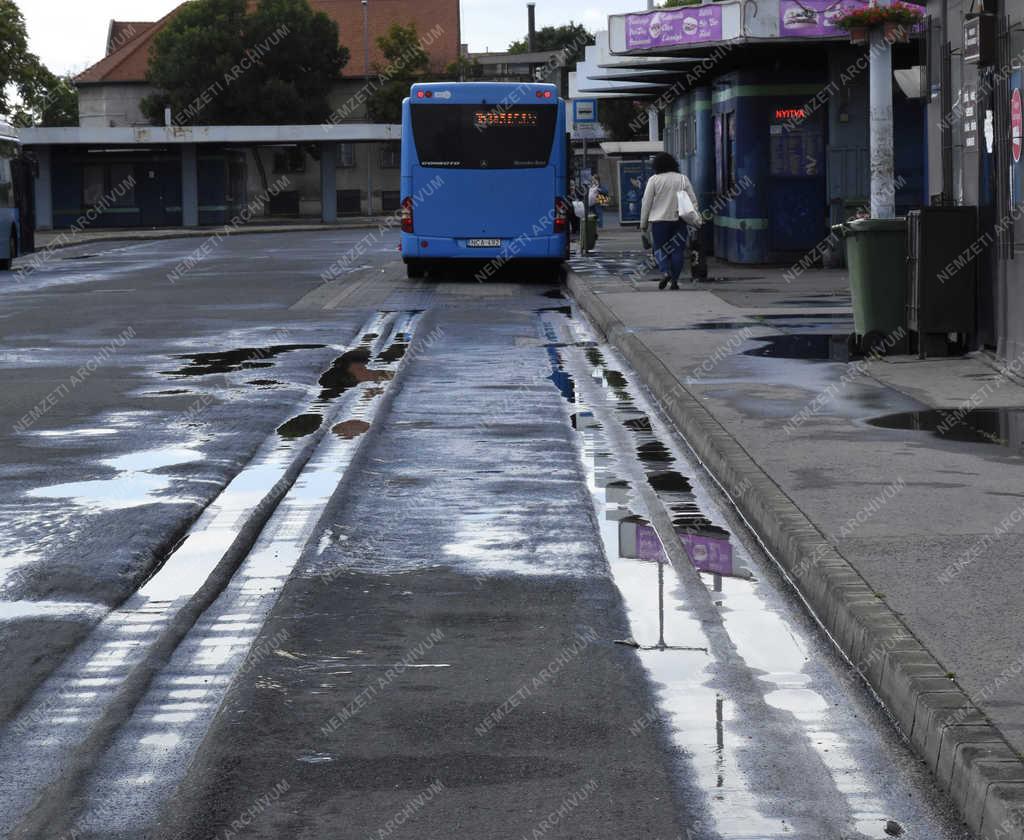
xmin=0 ymin=123 xmax=33 ymax=270
xmin=399 ymin=82 xmax=570 ymax=280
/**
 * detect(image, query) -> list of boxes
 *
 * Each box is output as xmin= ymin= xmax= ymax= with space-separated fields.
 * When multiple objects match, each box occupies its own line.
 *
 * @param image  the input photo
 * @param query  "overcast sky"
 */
xmin=23 ymin=0 xmax=640 ymax=77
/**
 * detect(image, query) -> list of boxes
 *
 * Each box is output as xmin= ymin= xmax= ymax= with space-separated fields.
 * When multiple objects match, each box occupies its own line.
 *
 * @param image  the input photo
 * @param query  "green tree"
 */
xmin=444 ymin=55 xmax=481 ymax=81
xmin=365 ymin=23 xmax=430 ymax=124
xmin=507 ymin=22 xmax=594 ymax=66
xmin=141 ymin=0 xmax=348 ymax=125
xmin=11 ymin=67 xmax=78 ymax=127
xmin=0 ymin=0 xmax=78 ymax=125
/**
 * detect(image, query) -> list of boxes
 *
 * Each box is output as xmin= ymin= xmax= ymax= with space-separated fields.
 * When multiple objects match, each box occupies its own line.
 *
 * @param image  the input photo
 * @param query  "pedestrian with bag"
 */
xmin=640 ymin=152 xmax=701 ymax=290
xmin=588 ymin=176 xmax=609 ymax=228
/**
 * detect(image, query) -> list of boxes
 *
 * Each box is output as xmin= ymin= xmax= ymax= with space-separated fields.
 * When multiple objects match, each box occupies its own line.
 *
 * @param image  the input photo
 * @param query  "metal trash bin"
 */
xmin=906 ymin=207 xmax=977 ymax=357
xmin=833 ymin=217 xmax=909 ymax=356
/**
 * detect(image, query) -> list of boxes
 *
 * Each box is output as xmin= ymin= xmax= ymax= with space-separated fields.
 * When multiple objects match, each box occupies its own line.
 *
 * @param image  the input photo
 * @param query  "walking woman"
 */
xmin=640 ymin=152 xmax=700 ymax=290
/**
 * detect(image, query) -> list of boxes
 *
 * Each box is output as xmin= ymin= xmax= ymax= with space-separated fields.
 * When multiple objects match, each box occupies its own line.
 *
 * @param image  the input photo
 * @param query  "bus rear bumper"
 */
xmin=400 ymin=233 xmax=567 ymax=262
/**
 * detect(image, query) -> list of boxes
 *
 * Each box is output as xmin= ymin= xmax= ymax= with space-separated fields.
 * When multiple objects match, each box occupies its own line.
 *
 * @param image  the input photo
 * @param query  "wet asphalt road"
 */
xmin=0 ymin=232 xmax=972 ymax=839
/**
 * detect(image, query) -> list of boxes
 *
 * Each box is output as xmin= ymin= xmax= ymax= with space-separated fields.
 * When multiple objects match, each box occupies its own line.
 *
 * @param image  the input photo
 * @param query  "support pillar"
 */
xmin=648 ymin=105 xmax=658 ymax=143
xmin=181 ymin=143 xmax=199 ymax=227
xmin=34 ymin=146 xmax=53 ymax=230
xmin=320 ymin=141 xmax=337 ymax=224
xmin=869 ymin=23 xmax=895 ymax=218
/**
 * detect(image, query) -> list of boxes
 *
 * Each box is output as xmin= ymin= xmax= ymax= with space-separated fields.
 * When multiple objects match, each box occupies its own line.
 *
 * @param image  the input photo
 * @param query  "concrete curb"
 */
xmin=566 ymin=268 xmax=1024 ymax=840
xmin=30 ymin=220 xmax=389 ymax=253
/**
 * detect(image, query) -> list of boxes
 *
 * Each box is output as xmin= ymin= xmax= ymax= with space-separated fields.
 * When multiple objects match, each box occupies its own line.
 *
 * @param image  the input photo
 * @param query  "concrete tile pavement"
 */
xmin=568 ymin=225 xmax=1024 ymax=840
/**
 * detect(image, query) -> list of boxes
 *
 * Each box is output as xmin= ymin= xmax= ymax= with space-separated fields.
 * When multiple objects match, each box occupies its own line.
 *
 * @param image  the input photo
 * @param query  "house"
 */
xmin=26 ymin=0 xmax=461 ymax=228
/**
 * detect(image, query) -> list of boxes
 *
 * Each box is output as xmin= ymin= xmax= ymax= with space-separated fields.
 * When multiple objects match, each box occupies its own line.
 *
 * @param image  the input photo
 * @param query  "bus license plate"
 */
xmin=467 ymin=238 xmax=501 ymax=247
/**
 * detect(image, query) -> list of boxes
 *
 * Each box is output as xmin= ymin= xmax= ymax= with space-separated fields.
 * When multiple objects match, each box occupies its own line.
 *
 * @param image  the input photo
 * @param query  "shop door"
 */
xmin=768 ymin=109 xmax=827 ymax=253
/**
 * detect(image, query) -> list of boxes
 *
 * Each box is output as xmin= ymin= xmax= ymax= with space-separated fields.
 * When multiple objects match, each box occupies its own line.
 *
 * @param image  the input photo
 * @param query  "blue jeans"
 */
xmin=651 ymin=220 xmax=688 ymax=282
xmin=593 ymin=203 xmax=604 ymax=228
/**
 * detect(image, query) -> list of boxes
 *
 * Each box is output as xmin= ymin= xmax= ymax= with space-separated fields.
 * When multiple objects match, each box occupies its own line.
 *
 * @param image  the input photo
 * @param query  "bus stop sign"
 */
xmin=573 ymin=99 xmax=597 ymax=124
xmin=1012 ymin=88 xmax=1022 ymax=163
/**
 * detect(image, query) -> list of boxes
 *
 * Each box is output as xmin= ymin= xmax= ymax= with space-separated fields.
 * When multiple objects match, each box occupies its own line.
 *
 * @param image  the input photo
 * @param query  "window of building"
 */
xmin=109 ymin=163 xmax=136 ymax=207
xmin=273 ymin=147 xmax=306 ymax=174
xmin=337 ymin=189 xmax=361 ymax=214
xmin=724 ymin=111 xmax=736 ymax=191
xmin=83 ymin=165 xmax=105 ymax=208
xmin=381 ymin=190 xmax=401 ymax=212
xmin=337 ymin=143 xmax=356 ymax=168
xmin=379 ymin=142 xmax=400 ymax=169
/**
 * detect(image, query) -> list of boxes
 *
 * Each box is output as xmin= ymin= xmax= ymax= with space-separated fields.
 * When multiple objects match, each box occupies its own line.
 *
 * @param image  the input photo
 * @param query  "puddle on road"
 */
xmin=550 ymin=313 xmax=939 ymax=838
xmin=0 ymin=600 xmax=106 ymax=622
xmin=274 ymin=313 xmax=408 ymax=439
xmin=165 ymin=344 xmax=325 ymax=377
xmin=9 ymin=312 xmax=424 ymax=840
xmin=34 ymin=428 xmax=118 ymax=438
xmin=318 ymin=349 xmax=392 ymax=402
xmin=332 ymin=419 xmax=371 ymax=439
xmin=744 ymin=334 xmax=853 ymax=362
xmin=868 ymin=407 xmax=1024 ymax=451
xmin=26 ymin=445 xmax=203 ymax=509
xmin=277 ymin=413 xmax=323 ymax=439
xmin=690 ymin=321 xmax=762 ymax=330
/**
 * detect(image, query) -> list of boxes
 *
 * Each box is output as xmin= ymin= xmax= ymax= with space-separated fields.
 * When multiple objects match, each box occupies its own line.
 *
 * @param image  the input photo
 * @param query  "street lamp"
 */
xmin=363 ymin=0 xmax=373 ymax=217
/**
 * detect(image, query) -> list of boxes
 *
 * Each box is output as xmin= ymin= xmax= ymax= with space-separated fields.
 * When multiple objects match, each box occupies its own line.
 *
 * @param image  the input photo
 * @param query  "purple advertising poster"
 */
xmin=625 ymin=6 xmax=724 ymax=50
xmin=779 ymin=0 xmax=925 ymax=38
xmin=630 ymin=522 xmax=735 ymax=576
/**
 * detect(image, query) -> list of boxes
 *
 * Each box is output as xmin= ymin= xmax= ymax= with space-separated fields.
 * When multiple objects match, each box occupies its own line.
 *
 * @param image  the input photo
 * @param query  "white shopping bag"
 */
xmin=677 ymin=189 xmax=702 ymax=228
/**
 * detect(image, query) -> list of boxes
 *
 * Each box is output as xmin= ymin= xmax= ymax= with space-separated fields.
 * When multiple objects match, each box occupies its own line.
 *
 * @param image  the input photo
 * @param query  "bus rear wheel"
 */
xmin=405 ymin=260 xmax=426 ymax=279
xmin=0 ymin=230 xmax=14 ymax=271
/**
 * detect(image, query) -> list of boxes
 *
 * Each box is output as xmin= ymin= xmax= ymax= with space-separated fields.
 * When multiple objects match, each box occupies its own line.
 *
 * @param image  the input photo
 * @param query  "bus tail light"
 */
xmin=554 ymin=197 xmax=568 ymax=234
xmin=401 ymin=196 xmax=414 ymax=233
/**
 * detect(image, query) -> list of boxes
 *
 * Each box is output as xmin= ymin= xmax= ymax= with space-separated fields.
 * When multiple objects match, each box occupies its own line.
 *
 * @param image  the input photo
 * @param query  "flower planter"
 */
xmin=837 ymin=2 xmax=924 ymax=43
xmin=883 ymin=21 xmax=910 ymax=42
xmin=848 ymin=25 xmax=869 ymax=43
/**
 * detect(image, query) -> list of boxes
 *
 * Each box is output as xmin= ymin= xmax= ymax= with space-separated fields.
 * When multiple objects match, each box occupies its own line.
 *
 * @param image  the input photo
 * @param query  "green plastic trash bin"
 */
xmin=580 ymin=214 xmax=598 ymax=255
xmin=833 ymin=217 xmax=908 ymax=356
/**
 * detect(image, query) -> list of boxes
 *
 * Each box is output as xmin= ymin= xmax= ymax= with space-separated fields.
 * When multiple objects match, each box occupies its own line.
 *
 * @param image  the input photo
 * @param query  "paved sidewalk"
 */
xmin=568 ymin=225 xmax=1024 ymax=840
xmin=33 ymin=217 xmax=390 ymax=251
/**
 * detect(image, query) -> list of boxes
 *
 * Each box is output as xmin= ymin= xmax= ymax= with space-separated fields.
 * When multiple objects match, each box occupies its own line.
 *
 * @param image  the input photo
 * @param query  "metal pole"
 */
xmin=647 ymin=104 xmax=658 ymax=143
xmin=363 ymin=0 xmax=373 ymax=217
xmin=869 ymin=6 xmax=895 ymax=218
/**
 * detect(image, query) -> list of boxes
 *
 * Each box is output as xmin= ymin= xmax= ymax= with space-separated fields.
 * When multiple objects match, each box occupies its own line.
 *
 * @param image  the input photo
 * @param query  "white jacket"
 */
xmin=640 ymin=172 xmax=699 ymax=228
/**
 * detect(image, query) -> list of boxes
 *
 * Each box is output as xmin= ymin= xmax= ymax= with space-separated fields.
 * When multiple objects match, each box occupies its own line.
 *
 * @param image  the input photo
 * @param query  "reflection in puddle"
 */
xmin=0 ymin=600 xmax=105 ymax=621
xmin=4 ymin=313 xmax=422 ymax=839
xmin=744 ymin=334 xmax=853 ymax=362
xmin=332 ymin=419 xmax=371 ymax=439
xmin=26 ymin=446 xmax=203 ymax=509
xmin=165 ymin=344 xmax=324 ymax=377
xmin=35 ymin=428 xmax=117 ymax=438
xmin=277 ymin=413 xmax=323 ymax=439
xmin=564 ymin=331 xmax=926 ymax=838
xmin=319 ymin=349 xmax=392 ymax=401
xmin=868 ymin=407 xmax=1024 ymax=451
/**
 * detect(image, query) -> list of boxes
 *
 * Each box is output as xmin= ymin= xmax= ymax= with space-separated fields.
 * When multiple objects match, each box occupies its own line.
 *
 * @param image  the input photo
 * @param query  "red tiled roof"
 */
xmin=76 ymin=0 xmax=460 ymax=85
xmin=76 ymin=8 xmax=183 ymax=84
xmin=107 ymin=21 xmax=155 ymax=55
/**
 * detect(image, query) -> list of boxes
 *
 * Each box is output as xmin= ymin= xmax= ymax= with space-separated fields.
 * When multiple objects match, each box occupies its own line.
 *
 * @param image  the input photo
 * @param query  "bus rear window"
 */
xmin=410 ymin=104 xmax=557 ymax=169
